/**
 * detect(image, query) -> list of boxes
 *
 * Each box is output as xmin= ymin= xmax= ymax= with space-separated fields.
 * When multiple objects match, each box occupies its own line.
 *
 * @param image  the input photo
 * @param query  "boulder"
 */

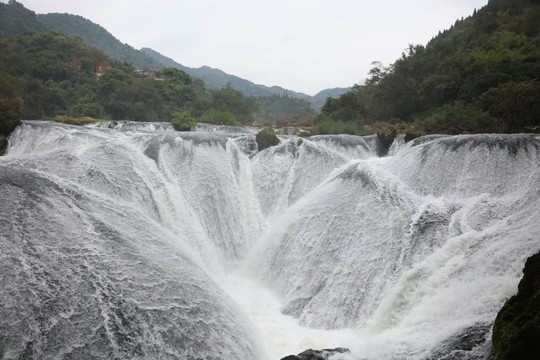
xmin=280 ymin=347 xmax=350 ymax=360
xmin=492 ymin=251 xmax=540 ymax=360
xmin=256 ymin=127 xmax=279 ymax=151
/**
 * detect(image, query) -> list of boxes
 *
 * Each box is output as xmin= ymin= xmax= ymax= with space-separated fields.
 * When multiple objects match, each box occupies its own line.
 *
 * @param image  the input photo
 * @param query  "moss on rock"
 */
xmin=256 ymin=127 xmax=279 ymax=151
xmin=492 ymin=251 xmax=540 ymax=360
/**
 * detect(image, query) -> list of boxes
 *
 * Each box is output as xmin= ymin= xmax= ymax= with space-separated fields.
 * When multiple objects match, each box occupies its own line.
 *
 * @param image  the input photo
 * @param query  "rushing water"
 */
xmin=1 ymin=121 xmax=539 ymax=359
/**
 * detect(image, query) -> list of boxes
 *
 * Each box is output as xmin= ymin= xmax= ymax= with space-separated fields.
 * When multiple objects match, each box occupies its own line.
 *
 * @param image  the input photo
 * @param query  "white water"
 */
xmin=1 ymin=121 xmax=539 ymax=359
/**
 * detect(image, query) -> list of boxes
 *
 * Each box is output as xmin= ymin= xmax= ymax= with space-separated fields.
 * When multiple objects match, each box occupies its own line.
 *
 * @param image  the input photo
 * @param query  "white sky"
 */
xmin=12 ymin=0 xmax=488 ymax=95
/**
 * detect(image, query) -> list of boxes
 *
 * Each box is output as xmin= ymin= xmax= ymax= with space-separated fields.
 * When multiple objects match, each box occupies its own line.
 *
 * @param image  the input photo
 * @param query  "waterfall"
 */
xmin=1 ymin=121 xmax=538 ymax=359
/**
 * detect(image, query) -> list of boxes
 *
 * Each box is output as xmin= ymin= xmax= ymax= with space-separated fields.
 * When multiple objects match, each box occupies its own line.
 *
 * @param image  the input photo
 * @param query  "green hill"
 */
xmin=37 ymin=13 xmax=163 ymax=71
xmin=1 ymin=1 xmax=322 ymax=110
xmin=140 ymin=47 xmax=316 ymax=103
xmin=0 ymin=0 xmax=46 ymax=37
xmin=318 ymin=0 xmax=540 ymax=135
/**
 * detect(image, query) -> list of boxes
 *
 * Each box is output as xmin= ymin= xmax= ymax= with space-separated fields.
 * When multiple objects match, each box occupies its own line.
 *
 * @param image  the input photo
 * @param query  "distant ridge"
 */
xmin=141 ymin=48 xmax=313 ymax=97
xmin=1 ymin=1 xmax=352 ymax=111
xmin=312 ymin=87 xmax=352 ymax=110
xmin=36 ymin=12 xmax=321 ymax=103
xmin=141 ymin=48 xmax=351 ymax=110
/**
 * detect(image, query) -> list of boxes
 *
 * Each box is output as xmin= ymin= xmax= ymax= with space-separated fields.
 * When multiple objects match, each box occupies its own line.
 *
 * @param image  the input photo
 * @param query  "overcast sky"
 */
xmin=14 ymin=0 xmax=488 ymax=95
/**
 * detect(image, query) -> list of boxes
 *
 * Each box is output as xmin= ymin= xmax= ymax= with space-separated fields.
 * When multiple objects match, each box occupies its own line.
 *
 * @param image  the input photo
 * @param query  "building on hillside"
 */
xmin=67 ymin=59 xmax=80 ymax=70
xmin=137 ymin=69 xmax=156 ymax=78
xmin=95 ymin=60 xmax=112 ymax=76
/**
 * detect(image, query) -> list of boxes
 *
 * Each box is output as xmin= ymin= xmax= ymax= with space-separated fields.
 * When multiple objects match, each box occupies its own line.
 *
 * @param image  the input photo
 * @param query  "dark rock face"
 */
xmin=280 ymin=347 xmax=350 ymax=360
xmin=0 ymin=134 xmax=7 ymax=155
xmin=256 ymin=128 xmax=280 ymax=151
xmin=492 ymin=251 xmax=540 ymax=360
xmin=426 ymin=323 xmax=492 ymax=360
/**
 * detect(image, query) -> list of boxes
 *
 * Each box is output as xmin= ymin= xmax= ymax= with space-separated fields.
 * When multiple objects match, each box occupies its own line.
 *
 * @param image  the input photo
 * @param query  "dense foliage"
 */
xmin=318 ymin=0 xmax=540 ymax=135
xmin=254 ymin=94 xmax=316 ymax=124
xmin=0 ymin=1 xmax=315 ymax=124
xmin=208 ymin=83 xmax=259 ymax=125
xmin=0 ymin=0 xmax=46 ymax=38
xmin=0 ymin=31 xmax=263 ymax=124
xmin=37 ymin=13 xmax=163 ymax=71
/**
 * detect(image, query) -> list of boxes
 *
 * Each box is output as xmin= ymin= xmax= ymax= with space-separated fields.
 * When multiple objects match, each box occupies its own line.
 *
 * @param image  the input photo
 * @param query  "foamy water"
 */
xmin=1 ymin=121 xmax=538 ymax=359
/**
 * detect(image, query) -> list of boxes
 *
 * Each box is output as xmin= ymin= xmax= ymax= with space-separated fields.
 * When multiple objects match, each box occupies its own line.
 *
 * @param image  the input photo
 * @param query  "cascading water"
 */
xmin=1 ymin=121 xmax=538 ymax=360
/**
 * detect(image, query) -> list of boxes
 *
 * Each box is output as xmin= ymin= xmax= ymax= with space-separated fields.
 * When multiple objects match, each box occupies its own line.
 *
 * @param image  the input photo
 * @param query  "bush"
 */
xmin=0 ymin=111 xmax=21 ymax=135
xmin=315 ymin=117 xmax=360 ymax=135
xmin=200 ymin=109 xmax=238 ymax=126
xmin=171 ymin=111 xmax=196 ymax=131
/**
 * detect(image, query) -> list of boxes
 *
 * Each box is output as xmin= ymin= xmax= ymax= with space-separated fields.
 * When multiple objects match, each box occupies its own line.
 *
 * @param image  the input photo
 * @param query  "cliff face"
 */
xmin=492 ymin=250 xmax=540 ymax=360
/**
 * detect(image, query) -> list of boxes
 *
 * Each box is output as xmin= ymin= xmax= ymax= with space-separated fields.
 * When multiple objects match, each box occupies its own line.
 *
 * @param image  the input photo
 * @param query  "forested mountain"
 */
xmin=318 ymin=0 xmax=539 ymax=135
xmin=5 ymin=3 xmax=319 ymax=106
xmin=140 ymin=47 xmax=317 ymax=105
xmin=0 ymin=0 xmax=320 ymax=123
xmin=0 ymin=29 xmax=266 ymax=125
xmin=37 ymin=13 xmax=163 ymax=71
xmin=312 ymin=87 xmax=351 ymax=111
xmin=0 ymin=0 xmax=45 ymax=37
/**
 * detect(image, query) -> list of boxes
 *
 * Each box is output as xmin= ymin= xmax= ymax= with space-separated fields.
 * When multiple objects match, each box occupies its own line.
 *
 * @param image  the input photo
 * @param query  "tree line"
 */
xmin=0 ymin=31 xmax=264 ymax=126
xmin=0 ymin=30 xmax=318 ymax=131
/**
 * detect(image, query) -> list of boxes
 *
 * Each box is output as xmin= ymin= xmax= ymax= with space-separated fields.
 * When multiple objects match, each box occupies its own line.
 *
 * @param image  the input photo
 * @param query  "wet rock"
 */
xmin=492 ymin=251 xmax=540 ymax=360
xmin=426 ymin=323 xmax=492 ymax=359
xmin=256 ymin=127 xmax=280 ymax=151
xmin=280 ymin=347 xmax=350 ymax=360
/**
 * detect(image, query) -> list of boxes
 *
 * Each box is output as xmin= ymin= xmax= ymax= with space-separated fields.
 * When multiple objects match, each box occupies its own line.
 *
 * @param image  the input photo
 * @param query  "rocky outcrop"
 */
xmin=492 ymin=251 xmax=540 ymax=360
xmin=256 ymin=127 xmax=280 ymax=151
xmin=280 ymin=347 xmax=350 ymax=360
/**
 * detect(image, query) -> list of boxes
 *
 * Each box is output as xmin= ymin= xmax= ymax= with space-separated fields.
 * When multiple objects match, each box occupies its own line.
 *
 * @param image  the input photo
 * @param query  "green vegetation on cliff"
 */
xmin=317 ymin=0 xmax=540 ymax=135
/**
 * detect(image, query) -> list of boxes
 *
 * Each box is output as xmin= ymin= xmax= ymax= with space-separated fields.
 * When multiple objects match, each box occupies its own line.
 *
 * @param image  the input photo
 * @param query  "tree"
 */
xmin=210 ymin=83 xmax=258 ymax=124
xmin=171 ymin=111 xmax=196 ymax=131
xmin=479 ymin=81 xmax=540 ymax=130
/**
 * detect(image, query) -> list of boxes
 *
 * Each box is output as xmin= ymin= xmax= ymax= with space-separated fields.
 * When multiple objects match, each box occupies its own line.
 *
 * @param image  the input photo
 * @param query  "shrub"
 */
xmin=200 ymin=109 xmax=238 ymax=126
xmin=256 ymin=128 xmax=279 ymax=151
xmin=171 ymin=111 xmax=196 ymax=131
xmin=315 ymin=117 xmax=359 ymax=135
xmin=0 ymin=111 xmax=21 ymax=135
